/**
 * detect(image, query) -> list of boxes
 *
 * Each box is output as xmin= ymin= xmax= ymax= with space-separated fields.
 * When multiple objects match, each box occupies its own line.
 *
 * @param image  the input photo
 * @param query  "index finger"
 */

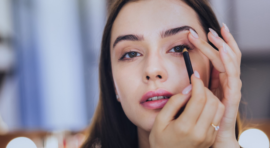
xmin=188 ymin=29 xmax=225 ymax=73
xmin=177 ymin=71 xmax=206 ymax=125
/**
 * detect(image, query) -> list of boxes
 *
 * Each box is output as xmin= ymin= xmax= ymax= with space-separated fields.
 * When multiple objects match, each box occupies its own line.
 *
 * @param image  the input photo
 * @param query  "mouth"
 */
xmin=140 ymin=89 xmax=173 ymax=110
xmin=145 ymin=96 xmax=170 ymax=102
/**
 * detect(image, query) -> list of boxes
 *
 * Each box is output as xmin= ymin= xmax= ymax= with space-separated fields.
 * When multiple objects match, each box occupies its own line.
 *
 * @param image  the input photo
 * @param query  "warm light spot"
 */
xmin=6 ymin=137 xmax=37 ymax=148
xmin=44 ymin=136 xmax=58 ymax=148
xmin=239 ymin=129 xmax=269 ymax=148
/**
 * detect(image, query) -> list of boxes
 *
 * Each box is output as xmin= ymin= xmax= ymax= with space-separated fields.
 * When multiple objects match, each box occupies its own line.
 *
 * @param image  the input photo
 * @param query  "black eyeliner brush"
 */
xmin=174 ymin=48 xmax=194 ymax=119
xmin=182 ymin=48 xmax=194 ymax=84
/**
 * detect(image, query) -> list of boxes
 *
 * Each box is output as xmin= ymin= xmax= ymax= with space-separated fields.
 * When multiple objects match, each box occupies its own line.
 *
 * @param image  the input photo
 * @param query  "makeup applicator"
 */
xmin=182 ymin=48 xmax=194 ymax=84
xmin=173 ymin=47 xmax=194 ymax=119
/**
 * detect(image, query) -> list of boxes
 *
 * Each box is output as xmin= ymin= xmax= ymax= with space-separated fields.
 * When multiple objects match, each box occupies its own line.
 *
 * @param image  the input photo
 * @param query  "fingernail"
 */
xmin=209 ymin=28 xmax=219 ymax=37
xmin=194 ymin=71 xmax=200 ymax=78
xmin=182 ymin=84 xmax=192 ymax=94
xmin=223 ymin=23 xmax=230 ymax=32
xmin=223 ymin=42 xmax=227 ymax=53
xmin=189 ymin=28 xmax=199 ymax=39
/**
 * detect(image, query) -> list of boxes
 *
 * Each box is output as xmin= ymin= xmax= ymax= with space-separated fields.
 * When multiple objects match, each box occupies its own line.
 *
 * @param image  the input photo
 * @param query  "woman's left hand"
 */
xmin=188 ymin=24 xmax=242 ymax=148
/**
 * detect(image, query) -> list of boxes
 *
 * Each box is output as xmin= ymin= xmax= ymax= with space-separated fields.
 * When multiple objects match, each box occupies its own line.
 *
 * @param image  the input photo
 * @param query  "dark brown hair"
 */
xmin=81 ymin=0 xmax=241 ymax=148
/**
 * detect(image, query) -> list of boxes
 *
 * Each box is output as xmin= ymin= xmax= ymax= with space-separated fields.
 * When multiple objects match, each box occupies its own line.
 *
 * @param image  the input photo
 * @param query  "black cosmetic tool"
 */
xmin=182 ymin=48 xmax=194 ymax=84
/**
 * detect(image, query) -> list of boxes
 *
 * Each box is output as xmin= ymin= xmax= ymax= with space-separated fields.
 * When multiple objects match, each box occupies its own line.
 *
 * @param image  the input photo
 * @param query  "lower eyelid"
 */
xmin=171 ymin=52 xmax=182 ymax=56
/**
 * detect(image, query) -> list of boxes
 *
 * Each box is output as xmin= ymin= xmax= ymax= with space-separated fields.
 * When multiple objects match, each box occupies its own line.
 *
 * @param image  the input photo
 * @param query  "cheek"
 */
xmin=164 ymin=56 xmax=190 ymax=91
xmin=113 ymin=64 xmax=142 ymax=100
xmin=112 ymin=63 xmax=146 ymax=126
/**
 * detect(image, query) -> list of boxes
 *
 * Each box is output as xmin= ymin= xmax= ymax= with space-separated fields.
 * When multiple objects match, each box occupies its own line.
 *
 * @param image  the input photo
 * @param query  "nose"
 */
xmin=143 ymin=54 xmax=168 ymax=83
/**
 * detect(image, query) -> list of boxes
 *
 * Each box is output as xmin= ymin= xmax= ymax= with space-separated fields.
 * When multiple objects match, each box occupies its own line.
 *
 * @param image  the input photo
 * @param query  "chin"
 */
xmin=139 ymin=114 xmax=158 ymax=132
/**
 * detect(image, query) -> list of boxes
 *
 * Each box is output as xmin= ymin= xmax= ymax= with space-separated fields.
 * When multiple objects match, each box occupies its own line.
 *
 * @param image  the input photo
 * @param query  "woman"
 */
xmin=81 ymin=0 xmax=242 ymax=148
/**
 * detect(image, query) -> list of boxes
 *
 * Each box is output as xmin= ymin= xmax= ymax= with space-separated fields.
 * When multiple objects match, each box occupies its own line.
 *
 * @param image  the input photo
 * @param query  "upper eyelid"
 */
xmin=119 ymin=43 xmax=191 ymax=59
xmin=123 ymin=44 xmax=189 ymax=55
xmin=121 ymin=46 xmax=185 ymax=59
xmin=120 ymin=51 xmax=142 ymax=60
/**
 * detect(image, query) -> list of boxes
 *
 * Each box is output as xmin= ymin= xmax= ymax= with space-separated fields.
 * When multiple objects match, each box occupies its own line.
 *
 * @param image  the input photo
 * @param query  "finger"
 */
xmin=156 ymin=90 xmax=191 ymax=129
xmin=195 ymin=88 xmax=219 ymax=136
xmin=221 ymin=79 xmax=242 ymax=126
xmin=210 ymin=101 xmax=225 ymax=133
xmin=221 ymin=23 xmax=242 ymax=61
xmin=208 ymin=28 xmax=239 ymax=67
xmin=177 ymin=71 xmax=206 ymax=125
xmin=220 ymin=43 xmax=240 ymax=81
xmin=188 ymin=29 xmax=225 ymax=73
xmin=206 ymin=102 xmax=225 ymax=145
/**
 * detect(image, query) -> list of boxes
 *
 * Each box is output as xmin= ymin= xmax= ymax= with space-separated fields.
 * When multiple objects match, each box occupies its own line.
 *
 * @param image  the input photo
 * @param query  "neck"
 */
xmin=137 ymin=127 xmax=150 ymax=148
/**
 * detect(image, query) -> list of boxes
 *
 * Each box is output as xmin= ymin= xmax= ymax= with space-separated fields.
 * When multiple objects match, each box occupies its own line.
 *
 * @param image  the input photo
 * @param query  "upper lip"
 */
xmin=140 ymin=89 xmax=173 ymax=103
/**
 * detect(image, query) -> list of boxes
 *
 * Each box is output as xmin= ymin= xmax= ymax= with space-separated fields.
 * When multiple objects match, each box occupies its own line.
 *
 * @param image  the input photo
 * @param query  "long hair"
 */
xmin=81 ymin=0 xmax=241 ymax=148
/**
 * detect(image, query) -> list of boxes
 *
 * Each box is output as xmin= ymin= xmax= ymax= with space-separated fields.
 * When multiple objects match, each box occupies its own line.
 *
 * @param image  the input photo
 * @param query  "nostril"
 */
xmin=157 ymin=75 xmax=162 ymax=79
xmin=146 ymin=76 xmax=150 ymax=80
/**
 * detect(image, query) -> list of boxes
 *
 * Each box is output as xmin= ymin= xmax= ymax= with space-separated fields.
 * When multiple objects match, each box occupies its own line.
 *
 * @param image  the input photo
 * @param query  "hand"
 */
xmin=149 ymin=73 xmax=225 ymax=148
xmin=188 ymin=24 xmax=242 ymax=148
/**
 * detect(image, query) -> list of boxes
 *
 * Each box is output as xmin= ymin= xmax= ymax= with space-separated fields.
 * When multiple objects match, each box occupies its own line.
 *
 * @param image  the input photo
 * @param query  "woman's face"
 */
xmin=111 ymin=0 xmax=210 ymax=132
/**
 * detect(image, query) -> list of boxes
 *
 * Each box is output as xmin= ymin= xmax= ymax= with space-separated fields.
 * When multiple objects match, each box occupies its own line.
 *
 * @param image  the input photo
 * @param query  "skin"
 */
xmin=110 ymin=0 xmax=242 ymax=148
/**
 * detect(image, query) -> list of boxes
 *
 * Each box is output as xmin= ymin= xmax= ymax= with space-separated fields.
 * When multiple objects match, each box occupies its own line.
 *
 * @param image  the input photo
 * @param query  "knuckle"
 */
xmin=231 ymin=69 xmax=239 ymax=77
xmin=196 ymin=95 xmax=206 ymax=104
xmin=238 ymin=51 xmax=242 ymax=58
xmin=229 ymin=71 xmax=239 ymax=79
xmin=176 ymin=123 xmax=190 ymax=135
xmin=193 ymin=134 xmax=205 ymax=144
xmin=219 ymin=103 xmax=225 ymax=111
xmin=239 ymin=80 xmax=243 ymax=88
xmin=206 ymin=137 xmax=215 ymax=146
xmin=199 ymin=38 xmax=207 ymax=45
xmin=235 ymin=93 xmax=242 ymax=104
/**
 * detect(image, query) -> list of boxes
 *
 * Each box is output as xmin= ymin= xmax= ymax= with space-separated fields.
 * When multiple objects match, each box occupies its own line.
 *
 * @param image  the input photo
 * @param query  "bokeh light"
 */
xmin=239 ymin=129 xmax=269 ymax=148
xmin=6 ymin=137 xmax=37 ymax=148
xmin=44 ymin=136 xmax=58 ymax=148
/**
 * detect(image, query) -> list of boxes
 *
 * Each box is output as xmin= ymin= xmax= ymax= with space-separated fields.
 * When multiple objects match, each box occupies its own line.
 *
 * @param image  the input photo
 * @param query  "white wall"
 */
xmin=235 ymin=0 xmax=270 ymax=55
xmin=211 ymin=0 xmax=270 ymax=55
xmin=35 ymin=0 xmax=87 ymax=131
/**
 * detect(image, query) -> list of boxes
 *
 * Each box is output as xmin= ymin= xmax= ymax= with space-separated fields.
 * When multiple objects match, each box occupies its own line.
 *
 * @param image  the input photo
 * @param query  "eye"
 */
xmin=120 ymin=51 xmax=142 ymax=60
xmin=169 ymin=45 xmax=190 ymax=53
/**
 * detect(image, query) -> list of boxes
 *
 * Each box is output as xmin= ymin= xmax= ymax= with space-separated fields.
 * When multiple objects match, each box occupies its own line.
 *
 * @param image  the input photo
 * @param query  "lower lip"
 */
xmin=141 ymin=99 xmax=169 ymax=109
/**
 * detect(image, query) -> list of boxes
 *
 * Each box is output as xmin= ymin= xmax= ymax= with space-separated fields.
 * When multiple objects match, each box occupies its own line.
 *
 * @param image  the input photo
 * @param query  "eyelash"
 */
xmin=119 ymin=44 xmax=191 ymax=61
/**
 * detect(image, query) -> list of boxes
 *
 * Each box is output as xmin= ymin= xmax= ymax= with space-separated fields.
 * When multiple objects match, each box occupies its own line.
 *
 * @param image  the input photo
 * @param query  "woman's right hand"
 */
xmin=149 ymin=72 xmax=225 ymax=148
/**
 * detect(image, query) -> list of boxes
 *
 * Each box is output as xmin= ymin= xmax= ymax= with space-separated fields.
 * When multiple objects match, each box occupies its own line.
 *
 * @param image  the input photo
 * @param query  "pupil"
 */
xmin=175 ymin=46 xmax=182 ymax=52
xmin=129 ymin=52 xmax=136 ymax=58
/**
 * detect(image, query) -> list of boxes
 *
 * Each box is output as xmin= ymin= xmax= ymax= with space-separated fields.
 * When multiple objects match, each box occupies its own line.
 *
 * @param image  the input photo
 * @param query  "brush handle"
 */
xmin=183 ymin=51 xmax=194 ymax=84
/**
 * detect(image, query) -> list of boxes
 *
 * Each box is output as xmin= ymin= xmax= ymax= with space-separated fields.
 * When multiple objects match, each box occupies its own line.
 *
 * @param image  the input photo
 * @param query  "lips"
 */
xmin=140 ymin=89 xmax=173 ymax=103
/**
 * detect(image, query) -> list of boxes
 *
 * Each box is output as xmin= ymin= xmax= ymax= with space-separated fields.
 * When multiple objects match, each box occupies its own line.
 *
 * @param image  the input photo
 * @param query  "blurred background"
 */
xmin=0 ymin=0 xmax=269 ymax=148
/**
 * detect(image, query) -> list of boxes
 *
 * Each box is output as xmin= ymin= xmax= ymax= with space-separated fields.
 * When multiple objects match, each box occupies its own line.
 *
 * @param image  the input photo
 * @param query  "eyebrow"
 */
xmin=113 ymin=34 xmax=144 ymax=48
xmin=161 ymin=26 xmax=194 ymax=38
xmin=113 ymin=25 xmax=196 ymax=48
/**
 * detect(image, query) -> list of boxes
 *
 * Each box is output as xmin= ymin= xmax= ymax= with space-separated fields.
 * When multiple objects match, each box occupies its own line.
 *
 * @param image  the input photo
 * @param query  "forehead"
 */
xmin=111 ymin=0 xmax=202 ymax=43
